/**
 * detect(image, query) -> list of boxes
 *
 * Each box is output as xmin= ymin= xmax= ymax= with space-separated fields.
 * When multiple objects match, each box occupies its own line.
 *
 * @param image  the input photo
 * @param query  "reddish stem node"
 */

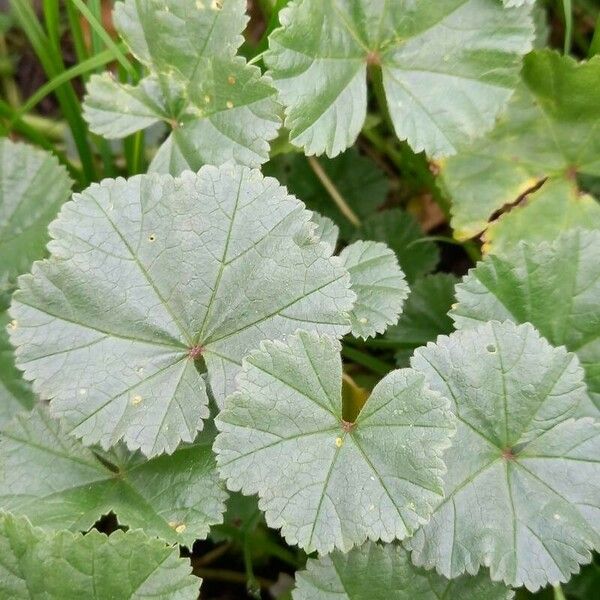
xmin=188 ymin=345 xmax=204 ymax=359
xmin=341 ymin=420 xmax=355 ymax=433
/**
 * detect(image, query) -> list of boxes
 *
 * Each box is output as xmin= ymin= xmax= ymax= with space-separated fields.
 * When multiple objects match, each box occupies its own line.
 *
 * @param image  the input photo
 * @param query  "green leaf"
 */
xmin=265 ymin=149 xmax=388 ymax=240
xmin=293 ymin=541 xmax=514 ymax=600
xmin=384 ymin=273 xmax=458 ymax=366
xmin=0 ymin=513 xmax=199 ymax=599
xmin=9 ymin=165 xmax=355 ymax=457
xmin=408 ymin=321 xmax=599 ymax=591
xmin=83 ymin=0 xmax=280 ymax=175
xmin=482 ymin=179 xmax=600 ymax=256
xmin=265 ymin=0 xmax=534 ymax=158
xmin=443 ymin=51 xmax=600 ymax=240
xmin=0 ymin=313 xmax=34 ymax=427
xmin=215 ymin=331 xmax=454 ymax=554
xmin=0 ymin=406 xmax=226 ymax=545
xmin=339 ymin=240 xmax=408 ymax=339
xmin=452 ymin=229 xmax=600 ymax=411
xmin=0 ymin=139 xmax=72 ymax=304
xmin=351 ymin=210 xmax=439 ymax=283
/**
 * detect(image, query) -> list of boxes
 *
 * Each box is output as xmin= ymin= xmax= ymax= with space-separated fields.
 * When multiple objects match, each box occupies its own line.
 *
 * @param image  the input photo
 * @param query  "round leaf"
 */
xmin=452 ymin=229 xmax=600 ymax=410
xmin=215 ymin=331 xmax=454 ymax=554
xmin=409 ymin=321 xmax=600 ymax=591
xmin=265 ymin=0 xmax=534 ymax=158
xmin=9 ymin=165 xmax=354 ymax=456
xmin=83 ymin=0 xmax=281 ymax=174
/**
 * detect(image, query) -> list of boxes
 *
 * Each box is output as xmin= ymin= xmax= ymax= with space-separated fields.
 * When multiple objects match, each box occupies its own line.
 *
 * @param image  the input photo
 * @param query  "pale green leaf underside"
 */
xmin=0 ymin=406 xmax=226 ymax=545
xmin=443 ymin=51 xmax=600 ymax=240
xmin=339 ymin=240 xmax=408 ymax=339
xmin=215 ymin=331 xmax=454 ymax=554
xmin=266 ymin=0 xmax=533 ymax=158
xmin=83 ymin=0 xmax=280 ymax=174
xmin=9 ymin=165 xmax=354 ymax=457
xmin=0 ymin=139 xmax=71 ymax=302
xmin=452 ymin=229 xmax=600 ymax=411
xmin=409 ymin=321 xmax=600 ymax=591
xmin=384 ymin=273 xmax=457 ymax=366
xmin=0 ymin=513 xmax=199 ymax=599
xmin=293 ymin=542 xmax=513 ymax=600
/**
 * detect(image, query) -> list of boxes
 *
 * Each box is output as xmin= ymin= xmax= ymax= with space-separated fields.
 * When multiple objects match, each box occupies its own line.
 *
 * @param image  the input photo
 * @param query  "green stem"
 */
xmin=194 ymin=568 xmax=275 ymax=590
xmin=70 ymin=0 xmax=137 ymax=79
xmin=243 ymin=536 xmax=261 ymax=599
xmin=342 ymin=344 xmax=392 ymax=376
xmin=307 ymin=155 xmax=361 ymax=227
xmin=553 ymin=583 xmax=567 ymax=600
xmin=562 ymin=0 xmax=573 ymax=54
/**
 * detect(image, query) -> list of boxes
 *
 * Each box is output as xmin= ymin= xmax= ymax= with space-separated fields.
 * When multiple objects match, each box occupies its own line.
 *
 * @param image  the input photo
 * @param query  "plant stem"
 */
xmin=342 ymin=344 xmax=392 ymax=376
xmin=307 ymin=155 xmax=361 ymax=227
xmin=553 ymin=583 xmax=567 ymax=600
xmin=70 ymin=0 xmax=137 ymax=79
xmin=243 ymin=535 xmax=261 ymax=599
xmin=192 ymin=542 xmax=231 ymax=567
xmin=194 ymin=568 xmax=275 ymax=590
xmin=562 ymin=0 xmax=573 ymax=54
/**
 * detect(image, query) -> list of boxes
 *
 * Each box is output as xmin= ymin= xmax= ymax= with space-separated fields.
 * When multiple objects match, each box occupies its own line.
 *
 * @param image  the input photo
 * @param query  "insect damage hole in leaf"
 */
xmin=8 ymin=165 xmax=364 ymax=457
xmin=408 ymin=320 xmax=600 ymax=591
xmin=0 ymin=406 xmax=227 ymax=546
xmin=215 ymin=330 xmax=455 ymax=554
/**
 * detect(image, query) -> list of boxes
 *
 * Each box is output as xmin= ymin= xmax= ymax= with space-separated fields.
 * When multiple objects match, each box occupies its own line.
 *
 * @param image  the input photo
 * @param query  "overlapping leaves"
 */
xmin=215 ymin=331 xmax=454 ymax=554
xmin=0 ymin=406 xmax=226 ymax=545
xmin=442 ymin=50 xmax=600 ymax=243
xmin=0 ymin=513 xmax=199 ymax=599
xmin=266 ymin=0 xmax=534 ymax=158
xmin=409 ymin=321 xmax=600 ymax=590
xmin=294 ymin=542 xmax=513 ymax=600
xmin=0 ymin=140 xmax=71 ymax=426
xmin=8 ymin=165 xmax=406 ymax=457
xmin=84 ymin=0 xmax=280 ymax=174
xmin=452 ymin=229 xmax=600 ymax=410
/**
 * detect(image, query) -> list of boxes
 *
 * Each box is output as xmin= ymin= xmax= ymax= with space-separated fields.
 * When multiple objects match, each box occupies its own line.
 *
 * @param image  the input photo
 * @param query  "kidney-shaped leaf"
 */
xmin=265 ymin=0 xmax=534 ymax=158
xmin=293 ymin=541 xmax=513 ymax=600
xmin=408 ymin=321 xmax=600 ymax=591
xmin=215 ymin=331 xmax=454 ymax=554
xmin=0 ymin=513 xmax=199 ymax=599
xmin=452 ymin=229 xmax=600 ymax=410
xmin=83 ymin=0 xmax=280 ymax=174
xmin=0 ymin=406 xmax=226 ymax=545
xmin=8 ymin=165 xmax=355 ymax=456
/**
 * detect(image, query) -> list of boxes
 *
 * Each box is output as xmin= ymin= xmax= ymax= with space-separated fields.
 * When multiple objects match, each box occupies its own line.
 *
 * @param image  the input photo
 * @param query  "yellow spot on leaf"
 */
xmin=132 ymin=395 xmax=142 ymax=406
xmin=228 ymin=75 xmax=236 ymax=85
xmin=335 ymin=437 xmax=343 ymax=448
xmin=226 ymin=100 xmax=234 ymax=109
xmin=7 ymin=319 xmax=17 ymax=330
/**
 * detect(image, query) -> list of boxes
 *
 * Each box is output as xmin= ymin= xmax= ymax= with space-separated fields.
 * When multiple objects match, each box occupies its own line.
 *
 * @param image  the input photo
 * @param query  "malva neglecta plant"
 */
xmin=0 ymin=0 xmax=599 ymax=598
